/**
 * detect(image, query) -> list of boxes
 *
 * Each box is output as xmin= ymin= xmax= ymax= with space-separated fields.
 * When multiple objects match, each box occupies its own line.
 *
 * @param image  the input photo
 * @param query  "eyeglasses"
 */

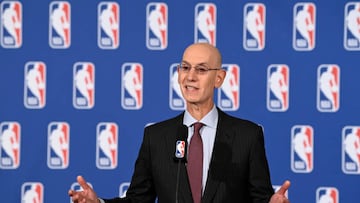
xmin=178 ymin=63 xmax=221 ymax=75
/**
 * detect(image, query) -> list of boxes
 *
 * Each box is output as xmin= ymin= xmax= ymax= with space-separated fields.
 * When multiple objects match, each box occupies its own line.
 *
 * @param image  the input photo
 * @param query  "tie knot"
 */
xmin=193 ymin=122 xmax=204 ymax=134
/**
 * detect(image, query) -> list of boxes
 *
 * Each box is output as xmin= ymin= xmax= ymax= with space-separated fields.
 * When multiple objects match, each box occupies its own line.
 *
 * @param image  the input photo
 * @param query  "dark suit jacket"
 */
xmin=104 ymin=108 xmax=274 ymax=203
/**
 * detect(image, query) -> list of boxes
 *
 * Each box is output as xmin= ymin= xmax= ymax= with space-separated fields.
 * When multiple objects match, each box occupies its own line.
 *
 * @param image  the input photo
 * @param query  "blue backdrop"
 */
xmin=1 ymin=0 xmax=359 ymax=202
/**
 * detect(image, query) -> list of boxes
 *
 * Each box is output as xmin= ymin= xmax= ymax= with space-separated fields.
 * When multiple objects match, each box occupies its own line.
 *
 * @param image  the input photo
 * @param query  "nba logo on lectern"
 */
xmin=317 ymin=64 xmax=340 ymax=112
xmin=218 ymin=64 xmax=240 ymax=111
xmin=24 ymin=62 xmax=46 ymax=109
xmin=73 ymin=62 xmax=95 ymax=109
xmin=96 ymin=122 xmax=118 ymax=169
xmin=49 ymin=1 xmax=71 ymax=49
xmin=291 ymin=125 xmax=313 ymax=173
xmin=146 ymin=2 xmax=167 ymax=50
xmin=47 ymin=122 xmax=69 ymax=169
xmin=121 ymin=63 xmax=143 ymax=110
xmin=98 ymin=2 xmax=119 ymax=49
xmin=21 ymin=182 xmax=43 ymax=203
xmin=0 ymin=122 xmax=21 ymax=169
xmin=316 ymin=187 xmax=338 ymax=203
xmin=344 ymin=2 xmax=360 ymax=50
xmin=342 ymin=126 xmax=360 ymax=174
xmin=243 ymin=3 xmax=265 ymax=51
xmin=267 ymin=65 xmax=289 ymax=112
xmin=169 ymin=64 xmax=185 ymax=110
xmin=0 ymin=1 xmax=22 ymax=48
xmin=293 ymin=3 xmax=316 ymax=51
xmin=195 ymin=3 xmax=216 ymax=46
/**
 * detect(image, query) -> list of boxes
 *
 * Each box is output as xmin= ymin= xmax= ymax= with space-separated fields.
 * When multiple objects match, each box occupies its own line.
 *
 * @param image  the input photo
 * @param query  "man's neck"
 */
xmin=186 ymin=102 xmax=214 ymax=121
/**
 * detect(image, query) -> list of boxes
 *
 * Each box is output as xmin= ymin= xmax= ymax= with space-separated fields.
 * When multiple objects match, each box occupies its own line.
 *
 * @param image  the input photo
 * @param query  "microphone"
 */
xmin=174 ymin=125 xmax=188 ymax=203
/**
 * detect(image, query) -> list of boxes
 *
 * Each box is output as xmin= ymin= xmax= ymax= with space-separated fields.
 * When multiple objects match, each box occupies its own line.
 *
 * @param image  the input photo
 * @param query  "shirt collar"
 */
xmin=183 ymin=105 xmax=218 ymax=129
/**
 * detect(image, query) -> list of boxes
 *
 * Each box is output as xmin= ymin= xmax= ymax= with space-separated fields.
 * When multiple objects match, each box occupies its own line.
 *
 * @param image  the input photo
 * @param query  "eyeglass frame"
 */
xmin=177 ymin=63 xmax=222 ymax=75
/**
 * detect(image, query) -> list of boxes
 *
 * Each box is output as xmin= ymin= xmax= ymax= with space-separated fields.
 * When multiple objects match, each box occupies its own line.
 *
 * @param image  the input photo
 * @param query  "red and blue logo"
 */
xmin=24 ymin=61 xmax=46 ymax=109
xmin=218 ymin=64 xmax=240 ymax=111
xmin=73 ymin=62 xmax=95 ymax=109
xmin=344 ymin=2 xmax=360 ymax=50
xmin=0 ymin=1 xmax=22 ymax=48
xmin=317 ymin=64 xmax=340 ymax=112
xmin=96 ymin=122 xmax=118 ymax=169
xmin=195 ymin=3 xmax=216 ymax=46
xmin=169 ymin=63 xmax=185 ymax=110
xmin=316 ymin=187 xmax=338 ymax=203
xmin=47 ymin=122 xmax=70 ymax=169
xmin=0 ymin=122 xmax=20 ymax=169
xmin=291 ymin=125 xmax=313 ymax=173
xmin=267 ymin=64 xmax=289 ymax=112
xmin=146 ymin=2 xmax=167 ymax=50
xmin=121 ymin=63 xmax=143 ymax=110
xmin=293 ymin=2 xmax=316 ymax=51
xmin=21 ymin=182 xmax=43 ymax=203
xmin=243 ymin=3 xmax=265 ymax=51
xmin=98 ymin=2 xmax=119 ymax=49
xmin=342 ymin=126 xmax=360 ymax=174
xmin=49 ymin=1 xmax=71 ymax=49
xmin=175 ymin=141 xmax=186 ymax=159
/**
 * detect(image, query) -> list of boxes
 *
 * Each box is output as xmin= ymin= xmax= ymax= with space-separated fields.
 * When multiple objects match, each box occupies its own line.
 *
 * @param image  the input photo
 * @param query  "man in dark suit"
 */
xmin=69 ymin=42 xmax=290 ymax=203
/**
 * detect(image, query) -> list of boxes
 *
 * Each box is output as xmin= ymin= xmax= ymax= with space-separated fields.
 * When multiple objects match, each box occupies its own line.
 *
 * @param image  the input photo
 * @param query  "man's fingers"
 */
xmin=276 ymin=180 xmax=291 ymax=195
xmin=77 ymin=175 xmax=91 ymax=190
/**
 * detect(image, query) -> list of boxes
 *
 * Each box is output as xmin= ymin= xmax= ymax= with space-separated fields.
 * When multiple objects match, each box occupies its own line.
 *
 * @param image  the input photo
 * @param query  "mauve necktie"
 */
xmin=187 ymin=122 xmax=204 ymax=203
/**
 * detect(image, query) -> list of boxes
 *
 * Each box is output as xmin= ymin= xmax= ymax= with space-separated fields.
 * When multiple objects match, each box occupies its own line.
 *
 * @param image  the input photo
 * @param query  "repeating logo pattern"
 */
xmin=24 ymin=61 xmax=46 ymax=109
xmin=243 ymin=3 xmax=265 ymax=51
xmin=169 ymin=63 xmax=185 ymax=110
xmin=0 ymin=122 xmax=21 ymax=169
xmin=49 ymin=1 xmax=71 ymax=49
xmin=146 ymin=2 xmax=167 ymax=50
xmin=121 ymin=63 xmax=143 ymax=110
xmin=316 ymin=187 xmax=338 ymax=203
xmin=293 ymin=2 xmax=316 ymax=51
xmin=195 ymin=3 xmax=216 ymax=46
xmin=291 ymin=125 xmax=313 ymax=173
xmin=317 ymin=64 xmax=340 ymax=112
xmin=344 ymin=2 xmax=360 ymax=50
xmin=21 ymin=182 xmax=43 ymax=203
xmin=342 ymin=126 xmax=360 ymax=174
xmin=47 ymin=122 xmax=70 ymax=169
xmin=98 ymin=2 xmax=120 ymax=49
xmin=96 ymin=122 xmax=118 ymax=169
xmin=218 ymin=64 xmax=240 ymax=111
xmin=0 ymin=1 xmax=22 ymax=48
xmin=73 ymin=62 xmax=95 ymax=109
xmin=267 ymin=64 xmax=289 ymax=112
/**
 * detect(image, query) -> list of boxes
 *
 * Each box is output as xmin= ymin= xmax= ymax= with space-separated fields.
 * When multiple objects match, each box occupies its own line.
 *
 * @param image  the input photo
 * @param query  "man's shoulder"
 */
xmin=218 ymin=108 xmax=261 ymax=129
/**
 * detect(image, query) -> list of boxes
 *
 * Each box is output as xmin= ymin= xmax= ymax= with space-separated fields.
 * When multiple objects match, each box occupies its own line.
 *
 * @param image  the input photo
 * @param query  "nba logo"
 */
xmin=24 ymin=62 xmax=46 ymax=109
xmin=121 ymin=63 xmax=143 ymax=110
xmin=98 ymin=2 xmax=119 ymax=49
xmin=218 ymin=64 xmax=240 ymax=111
xmin=21 ymin=182 xmax=43 ymax=203
xmin=195 ymin=3 xmax=216 ymax=46
xmin=175 ymin=141 xmax=186 ymax=159
xmin=267 ymin=64 xmax=289 ymax=112
xmin=96 ymin=122 xmax=118 ymax=169
xmin=344 ymin=2 xmax=360 ymax=50
xmin=47 ymin=122 xmax=70 ymax=169
xmin=316 ymin=187 xmax=338 ymax=203
xmin=291 ymin=125 xmax=313 ymax=173
xmin=73 ymin=62 xmax=95 ymax=109
xmin=146 ymin=2 xmax=167 ymax=50
xmin=293 ymin=2 xmax=316 ymax=51
xmin=317 ymin=64 xmax=340 ymax=112
xmin=119 ymin=182 xmax=130 ymax=198
xmin=0 ymin=122 xmax=20 ymax=169
xmin=243 ymin=3 xmax=265 ymax=51
xmin=342 ymin=126 xmax=360 ymax=174
xmin=169 ymin=63 xmax=185 ymax=110
xmin=0 ymin=1 xmax=22 ymax=48
xmin=49 ymin=1 xmax=71 ymax=49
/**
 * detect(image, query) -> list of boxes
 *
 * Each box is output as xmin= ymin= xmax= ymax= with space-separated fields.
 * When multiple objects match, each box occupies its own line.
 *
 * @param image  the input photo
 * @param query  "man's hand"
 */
xmin=68 ymin=176 xmax=99 ymax=203
xmin=269 ymin=180 xmax=290 ymax=203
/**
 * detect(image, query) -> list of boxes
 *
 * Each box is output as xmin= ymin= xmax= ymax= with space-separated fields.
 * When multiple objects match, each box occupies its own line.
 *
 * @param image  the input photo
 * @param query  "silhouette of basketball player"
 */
xmin=221 ymin=66 xmax=239 ymax=108
xmin=245 ymin=4 xmax=264 ymax=47
xmin=197 ymin=5 xmax=215 ymax=45
xmin=98 ymin=124 xmax=117 ymax=165
xmin=124 ymin=65 xmax=142 ymax=107
xmin=51 ymin=3 xmax=70 ymax=45
xmin=75 ymin=65 xmax=94 ymax=106
xmin=344 ymin=127 xmax=360 ymax=172
xmin=295 ymin=4 xmax=314 ymax=47
xmin=100 ymin=3 xmax=118 ymax=46
xmin=319 ymin=67 xmax=338 ymax=109
xmin=269 ymin=67 xmax=288 ymax=109
xmin=293 ymin=127 xmax=312 ymax=170
xmin=49 ymin=124 xmax=68 ymax=166
xmin=346 ymin=3 xmax=360 ymax=41
xmin=148 ymin=4 xmax=166 ymax=47
xmin=1 ymin=123 xmax=19 ymax=166
xmin=2 ymin=2 xmax=21 ymax=45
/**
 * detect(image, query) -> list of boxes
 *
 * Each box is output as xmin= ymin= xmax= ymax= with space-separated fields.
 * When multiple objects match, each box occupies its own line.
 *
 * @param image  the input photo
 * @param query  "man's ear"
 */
xmin=214 ymin=69 xmax=226 ymax=88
